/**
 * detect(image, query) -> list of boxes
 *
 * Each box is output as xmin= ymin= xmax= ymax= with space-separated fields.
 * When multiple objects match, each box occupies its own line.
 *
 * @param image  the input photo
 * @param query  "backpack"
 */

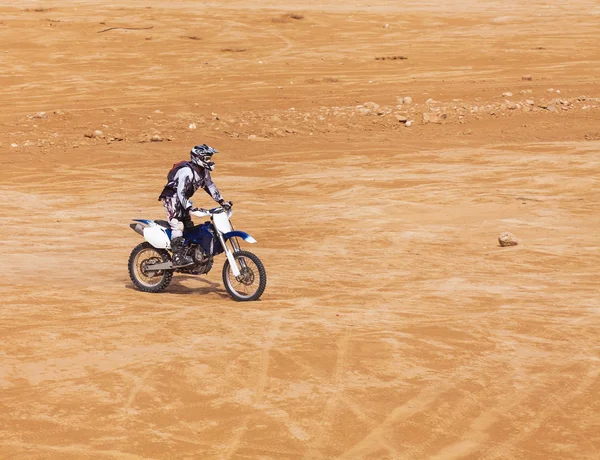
xmin=158 ymin=161 xmax=196 ymax=200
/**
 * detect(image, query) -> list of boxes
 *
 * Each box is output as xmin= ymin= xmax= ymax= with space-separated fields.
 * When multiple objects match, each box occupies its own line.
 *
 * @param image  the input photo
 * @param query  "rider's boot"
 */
xmin=171 ymin=237 xmax=194 ymax=268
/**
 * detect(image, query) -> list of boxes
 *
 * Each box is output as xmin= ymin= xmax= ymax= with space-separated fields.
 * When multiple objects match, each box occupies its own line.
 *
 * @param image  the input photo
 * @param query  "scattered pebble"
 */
xmin=11 ymin=143 xmax=18 ymax=148
xmin=28 ymin=112 xmax=47 ymax=119
xmin=498 ymin=232 xmax=518 ymax=247
xmin=189 ymin=123 xmax=197 ymax=130
xmin=422 ymin=112 xmax=446 ymax=124
xmin=502 ymin=92 xmax=513 ymax=97
xmin=151 ymin=134 xmax=163 ymax=142
xmin=522 ymin=75 xmax=533 ymax=81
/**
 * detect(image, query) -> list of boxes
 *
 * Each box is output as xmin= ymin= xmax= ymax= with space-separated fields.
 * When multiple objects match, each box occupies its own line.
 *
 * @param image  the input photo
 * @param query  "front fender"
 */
xmin=223 ymin=230 xmax=257 ymax=244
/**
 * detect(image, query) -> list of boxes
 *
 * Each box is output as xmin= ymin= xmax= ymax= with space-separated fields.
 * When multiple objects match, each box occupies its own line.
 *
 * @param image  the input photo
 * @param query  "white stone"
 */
xmin=11 ymin=143 xmax=18 ymax=148
xmin=502 ymin=92 xmax=513 ymax=97
xmin=28 ymin=112 xmax=47 ymax=119
xmin=188 ymin=123 xmax=197 ymax=130
xmin=423 ymin=112 xmax=445 ymax=124
xmin=363 ymin=102 xmax=380 ymax=111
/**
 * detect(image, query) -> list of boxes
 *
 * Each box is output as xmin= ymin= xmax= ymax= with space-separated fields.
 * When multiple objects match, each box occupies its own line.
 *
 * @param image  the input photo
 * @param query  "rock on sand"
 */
xmin=498 ymin=232 xmax=518 ymax=247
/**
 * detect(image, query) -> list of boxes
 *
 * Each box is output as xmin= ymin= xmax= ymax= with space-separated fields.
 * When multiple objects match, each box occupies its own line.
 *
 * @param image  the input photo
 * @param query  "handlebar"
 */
xmin=190 ymin=206 xmax=231 ymax=218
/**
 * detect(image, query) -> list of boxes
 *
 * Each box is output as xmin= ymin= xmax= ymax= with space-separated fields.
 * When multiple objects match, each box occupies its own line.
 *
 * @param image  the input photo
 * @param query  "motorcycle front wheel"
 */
xmin=222 ymin=250 xmax=267 ymax=301
xmin=128 ymin=242 xmax=173 ymax=293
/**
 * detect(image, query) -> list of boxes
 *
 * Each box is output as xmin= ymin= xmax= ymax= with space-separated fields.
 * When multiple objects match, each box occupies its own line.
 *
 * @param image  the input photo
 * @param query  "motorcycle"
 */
xmin=128 ymin=207 xmax=266 ymax=301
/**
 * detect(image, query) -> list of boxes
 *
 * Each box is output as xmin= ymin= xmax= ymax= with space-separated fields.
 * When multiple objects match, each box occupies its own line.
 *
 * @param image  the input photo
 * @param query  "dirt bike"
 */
xmin=128 ymin=207 xmax=266 ymax=301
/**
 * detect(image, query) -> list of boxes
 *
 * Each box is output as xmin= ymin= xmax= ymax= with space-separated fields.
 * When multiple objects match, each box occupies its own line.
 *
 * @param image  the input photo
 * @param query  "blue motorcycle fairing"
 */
xmin=223 ymin=230 xmax=257 ymax=243
xmin=183 ymin=222 xmax=223 ymax=256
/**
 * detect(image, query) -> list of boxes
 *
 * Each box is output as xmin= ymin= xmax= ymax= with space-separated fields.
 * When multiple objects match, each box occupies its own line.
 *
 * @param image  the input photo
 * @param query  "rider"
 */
xmin=158 ymin=144 xmax=232 ymax=268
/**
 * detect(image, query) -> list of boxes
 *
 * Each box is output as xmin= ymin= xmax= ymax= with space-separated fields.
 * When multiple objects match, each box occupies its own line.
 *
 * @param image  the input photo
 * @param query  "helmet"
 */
xmin=190 ymin=144 xmax=218 ymax=170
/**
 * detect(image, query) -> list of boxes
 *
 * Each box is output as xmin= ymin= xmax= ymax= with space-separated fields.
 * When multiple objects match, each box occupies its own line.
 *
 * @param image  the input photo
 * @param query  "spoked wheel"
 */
xmin=222 ymin=250 xmax=267 ymax=301
xmin=128 ymin=242 xmax=173 ymax=293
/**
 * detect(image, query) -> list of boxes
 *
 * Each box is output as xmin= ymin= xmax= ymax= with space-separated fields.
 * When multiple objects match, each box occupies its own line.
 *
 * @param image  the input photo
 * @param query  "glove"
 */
xmin=219 ymin=200 xmax=233 ymax=211
xmin=190 ymin=207 xmax=208 ymax=213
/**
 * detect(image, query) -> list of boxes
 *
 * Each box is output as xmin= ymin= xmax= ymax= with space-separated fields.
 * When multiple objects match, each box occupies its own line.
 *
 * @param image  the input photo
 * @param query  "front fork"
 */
xmin=217 ymin=232 xmax=247 ymax=278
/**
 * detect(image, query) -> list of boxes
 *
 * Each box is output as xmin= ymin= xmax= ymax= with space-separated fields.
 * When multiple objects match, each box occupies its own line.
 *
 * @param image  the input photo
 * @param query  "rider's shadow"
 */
xmin=167 ymin=276 xmax=230 ymax=298
xmin=123 ymin=277 xmax=229 ymax=298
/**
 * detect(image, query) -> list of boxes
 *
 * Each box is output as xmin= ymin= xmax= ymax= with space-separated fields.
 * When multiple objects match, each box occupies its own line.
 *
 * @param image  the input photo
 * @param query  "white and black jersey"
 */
xmin=158 ymin=161 xmax=223 ymax=217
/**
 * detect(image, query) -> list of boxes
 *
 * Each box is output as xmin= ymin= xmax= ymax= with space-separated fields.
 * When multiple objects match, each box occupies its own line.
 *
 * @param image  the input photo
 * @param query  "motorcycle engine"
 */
xmin=178 ymin=245 xmax=213 ymax=275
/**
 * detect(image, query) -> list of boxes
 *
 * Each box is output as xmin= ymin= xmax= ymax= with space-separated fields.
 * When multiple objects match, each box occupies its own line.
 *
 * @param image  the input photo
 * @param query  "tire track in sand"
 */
xmin=302 ymin=326 xmax=379 ymax=459
xmin=479 ymin=367 xmax=599 ymax=459
xmin=335 ymin=354 xmax=512 ymax=459
xmin=223 ymin=305 xmax=297 ymax=459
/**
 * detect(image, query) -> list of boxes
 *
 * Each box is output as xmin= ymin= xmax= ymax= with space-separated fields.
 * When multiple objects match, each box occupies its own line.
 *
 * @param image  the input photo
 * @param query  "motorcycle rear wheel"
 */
xmin=222 ymin=250 xmax=267 ymax=301
xmin=128 ymin=242 xmax=173 ymax=293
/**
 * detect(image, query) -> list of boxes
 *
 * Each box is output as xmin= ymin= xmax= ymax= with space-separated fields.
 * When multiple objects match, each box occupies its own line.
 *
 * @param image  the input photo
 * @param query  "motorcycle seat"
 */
xmin=154 ymin=220 xmax=170 ymax=228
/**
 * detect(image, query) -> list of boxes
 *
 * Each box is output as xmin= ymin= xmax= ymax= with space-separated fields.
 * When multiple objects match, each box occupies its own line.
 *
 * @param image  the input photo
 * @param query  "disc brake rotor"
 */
xmin=236 ymin=267 xmax=255 ymax=285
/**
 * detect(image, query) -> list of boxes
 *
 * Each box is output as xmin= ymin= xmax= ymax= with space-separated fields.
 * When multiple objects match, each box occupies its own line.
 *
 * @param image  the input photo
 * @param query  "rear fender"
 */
xmin=131 ymin=220 xmax=171 ymax=249
xmin=223 ymin=230 xmax=257 ymax=244
xmin=144 ymin=226 xmax=171 ymax=249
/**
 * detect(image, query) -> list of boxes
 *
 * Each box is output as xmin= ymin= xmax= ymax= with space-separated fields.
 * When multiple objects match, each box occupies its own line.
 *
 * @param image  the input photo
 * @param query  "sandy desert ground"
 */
xmin=1 ymin=1 xmax=599 ymax=459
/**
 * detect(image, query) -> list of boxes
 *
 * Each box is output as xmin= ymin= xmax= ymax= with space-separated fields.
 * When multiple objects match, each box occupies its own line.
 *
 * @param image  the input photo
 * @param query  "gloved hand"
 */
xmin=219 ymin=200 xmax=233 ymax=211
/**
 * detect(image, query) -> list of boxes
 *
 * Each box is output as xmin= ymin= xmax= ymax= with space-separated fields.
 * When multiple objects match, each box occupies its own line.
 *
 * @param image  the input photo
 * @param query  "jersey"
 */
xmin=158 ymin=161 xmax=223 ymax=212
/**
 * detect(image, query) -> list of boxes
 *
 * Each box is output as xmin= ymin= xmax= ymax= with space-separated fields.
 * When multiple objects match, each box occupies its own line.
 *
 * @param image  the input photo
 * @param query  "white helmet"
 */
xmin=190 ymin=144 xmax=218 ymax=170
